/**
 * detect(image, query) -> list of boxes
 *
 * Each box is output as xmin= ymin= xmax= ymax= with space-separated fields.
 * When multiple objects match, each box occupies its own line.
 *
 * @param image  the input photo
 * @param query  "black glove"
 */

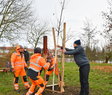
xmin=25 ymin=67 xmax=28 ymax=71
xmin=47 ymin=58 xmax=52 ymax=63
xmin=61 ymin=46 xmax=63 ymax=49
xmin=48 ymin=67 xmax=54 ymax=71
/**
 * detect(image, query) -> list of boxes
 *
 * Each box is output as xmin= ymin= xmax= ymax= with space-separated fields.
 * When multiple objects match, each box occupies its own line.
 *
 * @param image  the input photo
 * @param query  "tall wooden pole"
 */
xmin=52 ymin=27 xmax=58 ymax=91
xmin=60 ymin=22 xmax=66 ymax=92
xmin=52 ymin=28 xmax=56 ymax=50
xmin=43 ymin=36 xmax=48 ymax=58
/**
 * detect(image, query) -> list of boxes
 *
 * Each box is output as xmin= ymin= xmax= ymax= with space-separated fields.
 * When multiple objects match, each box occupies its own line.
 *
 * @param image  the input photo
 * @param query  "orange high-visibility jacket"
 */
xmin=11 ymin=51 xmax=27 ymax=68
xmin=51 ymin=57 xmax=57 ymax=65
xmin=29 ymin=53 xmax=50 ymax=72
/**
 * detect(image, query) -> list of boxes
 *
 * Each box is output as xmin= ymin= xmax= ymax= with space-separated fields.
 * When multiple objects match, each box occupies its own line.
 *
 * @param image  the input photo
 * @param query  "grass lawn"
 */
xmin=0 ymin=62 xmax=112 ymax=95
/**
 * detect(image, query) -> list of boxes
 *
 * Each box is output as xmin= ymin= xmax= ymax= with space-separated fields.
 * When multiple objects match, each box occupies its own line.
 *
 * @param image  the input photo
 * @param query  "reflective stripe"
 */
xmin=29 ymin=67 xmax=40 ymax=72
xmin=36 ymin=56 xmax=41 ymax=63
xmin=28 ymin=90 xmax=33 ymax=94
xmin=43 ymin=64 xmax=47 ymax=68
xmin=14 ymin=84 xmax=18 ymax=87
xmin=24 ymin=82 xmax=28 ymax=85
xmin=15 ymin=65 xmax=23 ymax=67
xmin=15 ymin=62 xmax=25 ymax=64
xmin=30 ymin=62 xmax=42 ymax=67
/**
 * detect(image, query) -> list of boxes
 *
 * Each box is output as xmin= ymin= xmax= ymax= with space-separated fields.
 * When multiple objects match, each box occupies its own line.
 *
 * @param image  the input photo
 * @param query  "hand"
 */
xmin=47 ymin=58 xmax=52 ymax=63
xmin=62 ymin=49 xmax=66 ymax=53
xmin=25 ymin=67 xmax=28 ymax=71
xmin=11 ymin=68 xmax=15 ymax=72
xmin=48 ymin=66 xmax=54 ymax=71
xmin=57 ymin=45 xmax=62 ymax=48
xmin=58 ymin=49 xmax=66 ymax=53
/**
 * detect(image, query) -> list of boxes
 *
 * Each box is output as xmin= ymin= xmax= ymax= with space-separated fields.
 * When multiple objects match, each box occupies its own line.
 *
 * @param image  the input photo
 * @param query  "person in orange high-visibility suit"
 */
xmin=45 ymin=51 xmax=60 ymax=85
xmin=26 ymin=47 xmax=50 ymax=95
xmin=11 ymin=45 xmax=30 ymax=92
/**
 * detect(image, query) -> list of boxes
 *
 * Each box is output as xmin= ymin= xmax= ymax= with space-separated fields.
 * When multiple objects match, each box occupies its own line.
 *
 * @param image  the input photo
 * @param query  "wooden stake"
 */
xmin=43 ymin=36 xmax=48 ymax=58
xmin=52 ymin=28 xmax=56 ymax=50
xmin=52 ymin=28 xmax=57 ymax=91
xmin=52 ymin=28 xmax=61 ymax=91
xmin=60 ymin=22 xmax=66 ymax=92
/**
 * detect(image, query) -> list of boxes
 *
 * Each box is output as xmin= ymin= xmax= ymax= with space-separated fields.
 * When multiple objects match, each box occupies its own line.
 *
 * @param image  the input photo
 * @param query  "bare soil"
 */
xmin=43 ymin=86 xmax=80 ymax=95
xmin=92 ymin=66 xmax=112 ymax=73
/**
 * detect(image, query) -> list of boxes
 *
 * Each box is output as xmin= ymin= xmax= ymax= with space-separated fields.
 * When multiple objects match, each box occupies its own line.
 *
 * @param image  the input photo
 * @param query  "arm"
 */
xmin=64 ymin=47 xmax=82 ymax=55
xmin=23 ymin=54 xmax=28 ymax=67
xmin=24 ymin=62 xmax=28 ymax=67
xmin=11 ymin=53 xmax=16 ymax=68
xmin=39 ymin=58 xmax=50 ymax=70
xmin=65 ymin=48 xmax=74 ymax=51
xmin=58 ymin=45 xmax=74 ymax=51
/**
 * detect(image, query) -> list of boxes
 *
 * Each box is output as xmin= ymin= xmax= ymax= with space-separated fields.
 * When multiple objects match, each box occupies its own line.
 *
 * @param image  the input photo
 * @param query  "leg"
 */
xmin=45 ymin=70 xmax=53 ymax=85
xmin=21 ymin=68 xmax=30 ymax=89
xmin=34 ymin=76 xmax=45 ymax=95
xmin=22 ymin=76 xmax=30 ymax=89
xmin=14 ymin=69 xmax=20 ymax=90
xmin=79 ymin=67 xmax=84 ymax=95
xmin=80 ymin=65 xmax=90 ymax=95
xmin=26 ymin=79 xmax=36 ymax=95
xmin=14 ymin=75 xmax=19 ymax=90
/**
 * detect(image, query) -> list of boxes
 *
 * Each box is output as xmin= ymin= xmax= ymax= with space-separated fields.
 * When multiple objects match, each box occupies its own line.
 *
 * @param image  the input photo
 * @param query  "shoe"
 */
xmin=25 ymin=85 xmax=30 ymax=90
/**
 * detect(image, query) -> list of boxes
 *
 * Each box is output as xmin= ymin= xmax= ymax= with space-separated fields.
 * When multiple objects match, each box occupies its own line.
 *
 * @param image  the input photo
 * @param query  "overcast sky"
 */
xmin=31 ymin=0 xmax=108 ymax=48
xmin=1 ymin=0 xmax=109 ymax=48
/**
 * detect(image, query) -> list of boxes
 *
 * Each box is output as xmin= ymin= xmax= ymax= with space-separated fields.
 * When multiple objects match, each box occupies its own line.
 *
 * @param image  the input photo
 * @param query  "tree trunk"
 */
xmin=105 ymin=56 xmax=110 ymax=63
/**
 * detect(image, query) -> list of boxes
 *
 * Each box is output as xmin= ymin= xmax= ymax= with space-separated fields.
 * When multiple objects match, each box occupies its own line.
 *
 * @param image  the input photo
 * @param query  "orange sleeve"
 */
xmin=11 ymin=53 xmax=16 ymax=68
xmin=52 ymin=57 xmax=56 ymax=65
xmin=39 ymin=57 xmax=50 ymax=70
xmin=24 ymin=62 xmax=27 ymax=67
xmin=23 ymin=56 xmax=27 ymax=67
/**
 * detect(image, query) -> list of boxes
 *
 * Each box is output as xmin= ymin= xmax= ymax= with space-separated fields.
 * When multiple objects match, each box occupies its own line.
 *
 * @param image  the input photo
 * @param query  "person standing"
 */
xmin=58 ymin=40 xmax=90 ymax=95
xmin=23 ymin=48 xmax=30 ymax=64
xmin=11 ymin=45 xmax=30 ymax=92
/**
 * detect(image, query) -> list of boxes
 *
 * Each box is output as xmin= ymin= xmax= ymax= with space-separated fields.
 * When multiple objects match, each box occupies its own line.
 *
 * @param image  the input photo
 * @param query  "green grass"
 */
xmin=0 ymin=63 xmax=112 ymax=95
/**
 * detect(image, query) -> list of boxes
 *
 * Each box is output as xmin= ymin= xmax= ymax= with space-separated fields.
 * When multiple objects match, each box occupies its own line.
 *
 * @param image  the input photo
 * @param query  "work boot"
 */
xmin=24 ymin=82 xmax=30 ymax=90
xmin=25 ymin=85 xmax=30 ymax=90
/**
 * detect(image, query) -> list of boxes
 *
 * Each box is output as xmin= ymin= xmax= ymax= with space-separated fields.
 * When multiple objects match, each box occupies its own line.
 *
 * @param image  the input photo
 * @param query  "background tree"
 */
xmin=81 ymin=19 xmax=97 ymax=48
xmin=27 ymin=20 xmax=49 ymax=48
xmin=0 ymin=0 xmax=32 ymax=41
xmin=102 ymin=0 xmax=112 ymax=63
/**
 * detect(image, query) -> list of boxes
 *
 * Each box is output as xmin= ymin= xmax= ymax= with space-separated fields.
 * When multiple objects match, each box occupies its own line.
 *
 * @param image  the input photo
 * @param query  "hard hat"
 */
xmin=16 ymin=45 xmax=23 ymax=50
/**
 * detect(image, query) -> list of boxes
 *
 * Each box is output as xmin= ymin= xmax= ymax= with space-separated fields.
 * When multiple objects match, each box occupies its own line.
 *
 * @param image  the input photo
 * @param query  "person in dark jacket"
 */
xmin=23 ymin=48 xmax=30 ymax=64
xmin=58 ymin=40 xmax=90 ymax=95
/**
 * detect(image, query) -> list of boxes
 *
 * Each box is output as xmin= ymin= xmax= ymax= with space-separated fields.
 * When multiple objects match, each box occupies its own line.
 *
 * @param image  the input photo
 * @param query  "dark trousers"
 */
xmin=79 ymin=64 xmax=90 ymax=95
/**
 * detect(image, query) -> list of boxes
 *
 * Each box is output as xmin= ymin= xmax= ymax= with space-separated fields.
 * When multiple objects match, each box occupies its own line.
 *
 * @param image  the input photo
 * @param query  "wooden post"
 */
xmin=60 ymin=22 xmax=66 ymax=92
xmin=52 ymin=28 xmax=56 ymax=50
xmin=52 ymin=28 xmax=57 ymax=91
xmin=43 ymin=36 xmax=48 ymax=58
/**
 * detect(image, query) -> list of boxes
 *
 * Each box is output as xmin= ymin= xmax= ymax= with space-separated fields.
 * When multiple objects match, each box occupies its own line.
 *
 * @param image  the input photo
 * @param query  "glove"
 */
xmin=48 ymin=67 xmax=54 ymax=71
xmin=47 ymin=58 xmax=52 ymax=63
xmin=25 ymin=67 xmax=28 ymax=71
xmin=11 ymin=68 xmax=15 ymax=72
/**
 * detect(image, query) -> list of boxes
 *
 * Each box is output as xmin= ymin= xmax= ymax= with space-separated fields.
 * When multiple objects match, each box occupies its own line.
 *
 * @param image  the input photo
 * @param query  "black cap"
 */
xmin=34 ymin=47 xmax=41 ymax=53
xmin=74 ymin=40 xmax=81 ymax=45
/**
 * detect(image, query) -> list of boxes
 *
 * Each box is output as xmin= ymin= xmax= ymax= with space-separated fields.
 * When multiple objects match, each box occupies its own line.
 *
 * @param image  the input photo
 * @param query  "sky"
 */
xmin=1 ymin=0 xmax=109 ymax=49
xmin=31 ymin=0 xmax=108 ymax=49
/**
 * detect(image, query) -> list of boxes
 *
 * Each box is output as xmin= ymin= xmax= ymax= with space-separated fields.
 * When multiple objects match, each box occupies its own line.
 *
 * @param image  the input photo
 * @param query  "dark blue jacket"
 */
xmin=64 ymin=45 xmax=89 ymax=67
